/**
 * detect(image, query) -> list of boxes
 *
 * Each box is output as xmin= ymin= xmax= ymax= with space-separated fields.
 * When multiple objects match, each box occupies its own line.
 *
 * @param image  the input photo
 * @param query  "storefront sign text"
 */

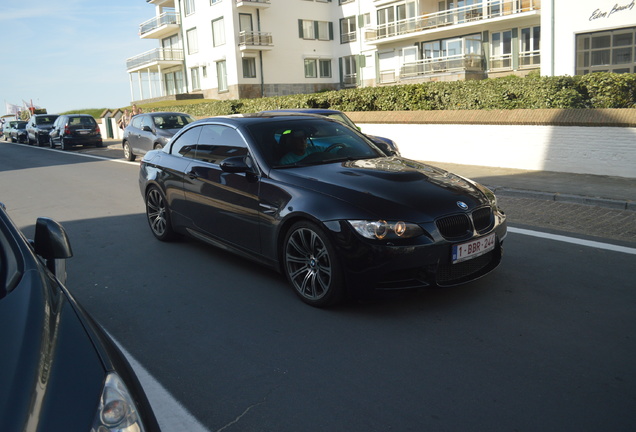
xmin=590 ymin=1 xmax=635 ymax=20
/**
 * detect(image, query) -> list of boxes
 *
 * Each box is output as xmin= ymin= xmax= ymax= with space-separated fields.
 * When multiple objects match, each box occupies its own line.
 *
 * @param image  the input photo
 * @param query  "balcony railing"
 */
xmin=519 ymin=50 xmax=541 ymax=67
xmin=139 ymin=11 xmax=180 ymax=37
xmin=236 ymin=0 xmax=271 ymax=7
xmin=126 ymin=48 xmax=184 ymax=70
xmin=238 ymin=31 xmax=273 ymax=48
xmin=341 ymin=31 xmax=356 ymax=44
xmin=399 ymin=54 xmax=484 ymax=79
xmin=367 ymin=0 xmax=540 ymax=42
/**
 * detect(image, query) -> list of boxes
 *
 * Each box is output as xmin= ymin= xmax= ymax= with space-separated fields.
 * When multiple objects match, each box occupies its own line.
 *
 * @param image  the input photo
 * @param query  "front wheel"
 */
xmin=123 ymin=141 xmax=135 ymax=161
xmin=283 ymin=221 xmax=345 ymax=307
xmin=145 ymin=186 xmax=175 ymax=241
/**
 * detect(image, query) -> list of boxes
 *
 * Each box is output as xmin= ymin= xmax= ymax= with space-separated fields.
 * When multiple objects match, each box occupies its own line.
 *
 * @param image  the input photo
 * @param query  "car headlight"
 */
xmin=91 ymin=373 xmax=146 ymax=432
xmin=348 ymin=220 xmax=424 ymax=240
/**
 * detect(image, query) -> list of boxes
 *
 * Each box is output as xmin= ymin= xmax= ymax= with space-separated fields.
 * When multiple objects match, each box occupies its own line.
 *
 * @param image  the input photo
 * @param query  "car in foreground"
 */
xmin=122 ymin=111 xmax=195 ymax=161
xmin=3 ymin=120 xmax=19 ymax=141
xmin=26 ymin=114 xmax=59 ymax=146
xmin=260 ymin=108 xmax=400 ymax=156
xmin=139 ymin=113 xmax=506 ymax=307
xmin=0 ymin=203 xmax=161 ymax=431
xmin=9 ymin=121 xmax=28 ymax=143
xmin=49 ymin=114 xmax=103 ymax=150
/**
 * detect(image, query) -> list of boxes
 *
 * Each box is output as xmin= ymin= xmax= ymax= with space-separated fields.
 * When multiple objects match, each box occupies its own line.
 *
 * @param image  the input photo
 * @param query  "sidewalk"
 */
xmin=422 ymin=161 xmax=636 ymax=212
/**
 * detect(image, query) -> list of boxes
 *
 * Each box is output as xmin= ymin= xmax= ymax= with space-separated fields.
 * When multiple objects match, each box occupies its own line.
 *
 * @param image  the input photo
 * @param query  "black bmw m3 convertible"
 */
xmin=139 ymin=112 xmax=507 ymax=307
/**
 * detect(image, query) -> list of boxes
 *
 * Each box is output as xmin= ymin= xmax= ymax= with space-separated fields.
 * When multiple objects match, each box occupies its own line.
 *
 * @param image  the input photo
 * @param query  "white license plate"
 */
xmin=452 ymin=233 xmax=496 ymax=264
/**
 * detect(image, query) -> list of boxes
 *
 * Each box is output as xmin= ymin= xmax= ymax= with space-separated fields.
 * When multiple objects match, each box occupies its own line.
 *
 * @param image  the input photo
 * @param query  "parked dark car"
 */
xmin=3 ymin=120 xmax=19 ymax=141
xmin=0 ymin=203 xmax=161 ymax=431
xmin=49 ymin=114 xmax=103 ymax=150
xmin=26 ymin=114 xmax=59 ymax=146
xmin=261 ymin=108 xmax=400 ymax=156
xmin=139 ymin=113 xmax=507 ymax=307
xmin=9 ymin=121 xmax=28 ymax=143
xmin=123 ymin=112 xmax=195 ymax=161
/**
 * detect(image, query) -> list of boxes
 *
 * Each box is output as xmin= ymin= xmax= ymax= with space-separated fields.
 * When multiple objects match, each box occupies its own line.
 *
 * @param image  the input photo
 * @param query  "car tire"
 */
xmin=61 ymin=138 xmax=68 ymax=151
xmin=283 ymin=221 xmax=345 ymax=307
xmin=49 ymin=137 xmax=56 ymax=148
xmin=145 ymin=186 xmax=175 ymax=241
xmin=123 ymin=141 xmax=135 ymax=161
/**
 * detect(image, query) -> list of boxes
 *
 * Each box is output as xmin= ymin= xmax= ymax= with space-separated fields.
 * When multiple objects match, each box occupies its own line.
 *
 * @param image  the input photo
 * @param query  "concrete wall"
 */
xmin=348 ymin=109 xmax=636 ymax=179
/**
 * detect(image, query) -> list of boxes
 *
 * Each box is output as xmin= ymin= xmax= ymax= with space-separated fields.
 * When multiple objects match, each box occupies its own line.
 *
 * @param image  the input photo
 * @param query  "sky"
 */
xmin=0 ymin=1 xmax=157 ymax=115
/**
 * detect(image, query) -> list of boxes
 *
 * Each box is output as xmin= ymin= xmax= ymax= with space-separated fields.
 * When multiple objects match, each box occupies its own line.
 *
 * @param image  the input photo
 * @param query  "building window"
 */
xmin=217 ymin=61 xmax=228 ymax=91
xmin=341 ymin=55 xmax=357 ymax=86
xmin=210 ymin=0 xmax=222 ymax=4
xmin=186 ymin=28 xmax=198 ymax=55
xmin=299 ymin=20 xmax=333 ymax=41
xmin=491 ymin=30 xmax=512 ymax=70
xmin=191 ymin=67 xmax=200 ymax=90
xmin=520 ymin=26 xmax=540 ymax=67
xmin=340 ymin=16 xmax=356 ymax=44
xmin=319 ymin=59 xmax=332 ymax=77
xmin=184 ymin=0 xmax=195 ymax=16
xmin=304 ymin=59 xmax=331 ymax=78
xmin=212 ymin=18 xmax=225 ymax=47
xmin=576 ymin=27 xmax=636 ymax=74
xmin=304 ymin=59 xmax=317 ymax=78
xmin=243 ymin=58 xmax=257 ymax=78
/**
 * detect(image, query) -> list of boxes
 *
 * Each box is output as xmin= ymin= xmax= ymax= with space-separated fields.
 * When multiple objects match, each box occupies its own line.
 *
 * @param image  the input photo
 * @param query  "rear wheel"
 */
xmin=145 ymin=186 xmax=175 ymax=241
xmin=283 ymin=221 xmax=345 ymax=307
xmin=123 ymin=141 xmax=135 ymax=161
xmin=49 ymin=137 xmax=56 ymax=148
xmin=60 ymin=138 xmax=69 ymax=151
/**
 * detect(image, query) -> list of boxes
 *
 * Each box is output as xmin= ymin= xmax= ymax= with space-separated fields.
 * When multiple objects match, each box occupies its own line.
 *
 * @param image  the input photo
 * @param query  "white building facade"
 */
xmin=126 ymin=0 xmax=636 ymax=104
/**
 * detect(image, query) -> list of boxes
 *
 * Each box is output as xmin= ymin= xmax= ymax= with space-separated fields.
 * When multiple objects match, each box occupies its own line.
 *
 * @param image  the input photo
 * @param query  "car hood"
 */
xmin=273 ymin=157 xmax=493 ymax=221
xmin=0 ymin=269 xmax=105 ymax=431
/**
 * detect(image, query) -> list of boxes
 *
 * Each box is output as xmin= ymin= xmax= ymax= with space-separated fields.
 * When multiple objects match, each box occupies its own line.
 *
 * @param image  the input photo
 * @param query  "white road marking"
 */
xmin=114 ymin=339 xmax=212 ymax=432
xmin=508 ymin=227 xmax=636 ymax=255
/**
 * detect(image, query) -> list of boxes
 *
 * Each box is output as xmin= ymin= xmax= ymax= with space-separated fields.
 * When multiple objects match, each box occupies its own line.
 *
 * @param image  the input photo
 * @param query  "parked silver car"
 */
xmin=122 ymin=112 xmax=195 ymax=161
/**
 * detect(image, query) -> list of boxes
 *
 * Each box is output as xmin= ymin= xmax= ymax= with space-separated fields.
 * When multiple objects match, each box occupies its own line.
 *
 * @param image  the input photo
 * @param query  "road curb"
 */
xmin=488 ymin=185 xmax=634 ymax=212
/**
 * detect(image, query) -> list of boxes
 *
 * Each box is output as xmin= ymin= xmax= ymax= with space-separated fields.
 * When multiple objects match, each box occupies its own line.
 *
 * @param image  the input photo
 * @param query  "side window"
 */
xmin=142 ymin=115 xmax=154 ymax=130
xmin=170 ymin=126 xmax=201 ymax=158
xmin=194 ymin=125 xmax=248 ymax=164
xmin=131 ymin=116 xmax=143 ymax=129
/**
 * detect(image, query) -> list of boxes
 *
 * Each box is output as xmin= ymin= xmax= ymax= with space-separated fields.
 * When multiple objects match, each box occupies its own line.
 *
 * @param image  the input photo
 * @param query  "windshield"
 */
xmin=35 ymin=116 xmax=57 ymax=125
xmin=153 ymin=114 xmax=195 ymax=130
xmin=245 ymin=118 xmax=382 ymax=168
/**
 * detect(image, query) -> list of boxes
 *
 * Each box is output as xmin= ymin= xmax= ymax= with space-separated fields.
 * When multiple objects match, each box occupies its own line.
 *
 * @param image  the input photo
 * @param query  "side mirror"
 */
xmin=34 ymin=218 xmax=73 ymax=282
xmin=142 ymin=126 xmax=153 ymax=132
xmin=220 ymin=156 xmax=252 ymax=174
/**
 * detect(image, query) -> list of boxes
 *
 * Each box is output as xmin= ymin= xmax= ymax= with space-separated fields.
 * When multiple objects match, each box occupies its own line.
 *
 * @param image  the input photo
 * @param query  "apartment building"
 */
xmin=125 ymin=0 xmax=636 ymax=104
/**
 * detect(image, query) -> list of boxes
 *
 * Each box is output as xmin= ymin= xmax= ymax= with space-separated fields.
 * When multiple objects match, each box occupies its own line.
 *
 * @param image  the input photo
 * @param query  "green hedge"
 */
xmin=142 ymin=72 xmax=636 ymax=117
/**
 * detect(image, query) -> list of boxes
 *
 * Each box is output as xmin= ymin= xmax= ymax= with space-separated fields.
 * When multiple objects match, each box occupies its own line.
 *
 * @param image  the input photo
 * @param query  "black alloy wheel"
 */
xmin=49 ymin=137 xmax=56 ymax=148
xmin=283 ymin=221 xmax=344 ymax=307
xmin=60 ymin=138 xmax=69 ymax=151
xmin=123 ymin=141 xmax=135 ymax=161
xmin=145 ymin=187 xmax=175 ymax=241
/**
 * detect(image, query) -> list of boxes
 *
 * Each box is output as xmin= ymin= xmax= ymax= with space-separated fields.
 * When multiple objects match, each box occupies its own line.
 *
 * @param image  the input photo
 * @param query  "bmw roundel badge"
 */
xmin=457 ymin=201 xmax=469 ymax=210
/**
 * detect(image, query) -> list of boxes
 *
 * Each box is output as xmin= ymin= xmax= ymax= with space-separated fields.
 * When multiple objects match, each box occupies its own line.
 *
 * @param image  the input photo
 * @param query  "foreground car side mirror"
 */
xmin=34 ymin=218 xmax=73 ymax=282
xmin=220 ymin=156 xmax=252 ymax=174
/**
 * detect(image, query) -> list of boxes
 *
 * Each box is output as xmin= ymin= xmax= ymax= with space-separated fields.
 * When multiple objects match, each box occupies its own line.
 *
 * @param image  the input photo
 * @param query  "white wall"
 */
xmin=359 ymin=123 xmax=636 ymax=178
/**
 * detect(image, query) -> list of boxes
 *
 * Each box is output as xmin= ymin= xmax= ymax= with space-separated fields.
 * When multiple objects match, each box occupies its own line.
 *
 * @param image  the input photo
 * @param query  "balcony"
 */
xmin=139 ymin=11 xmax=180 ymax=39
xmin=126 ymin=48 xmax=184 ymax=72
xmin=367 ymin=0 xmax=540 ymax=44
xmin=238 ymin=31 xmax=274 ymax=51
xmin=236 ymin=0 xmax=271 ymax=8
xmin=398 ymin=54 xmax=484 ymax=81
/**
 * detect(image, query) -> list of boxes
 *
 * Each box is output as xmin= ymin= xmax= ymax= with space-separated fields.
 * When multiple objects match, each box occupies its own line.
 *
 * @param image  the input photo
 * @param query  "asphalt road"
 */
xmin=1 ymin=142 xmax=635 ymax=432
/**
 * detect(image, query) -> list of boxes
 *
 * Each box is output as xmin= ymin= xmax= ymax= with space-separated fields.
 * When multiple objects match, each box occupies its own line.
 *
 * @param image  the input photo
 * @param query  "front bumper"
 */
xmin=324 ymin=217 xmax=507 ymax=292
